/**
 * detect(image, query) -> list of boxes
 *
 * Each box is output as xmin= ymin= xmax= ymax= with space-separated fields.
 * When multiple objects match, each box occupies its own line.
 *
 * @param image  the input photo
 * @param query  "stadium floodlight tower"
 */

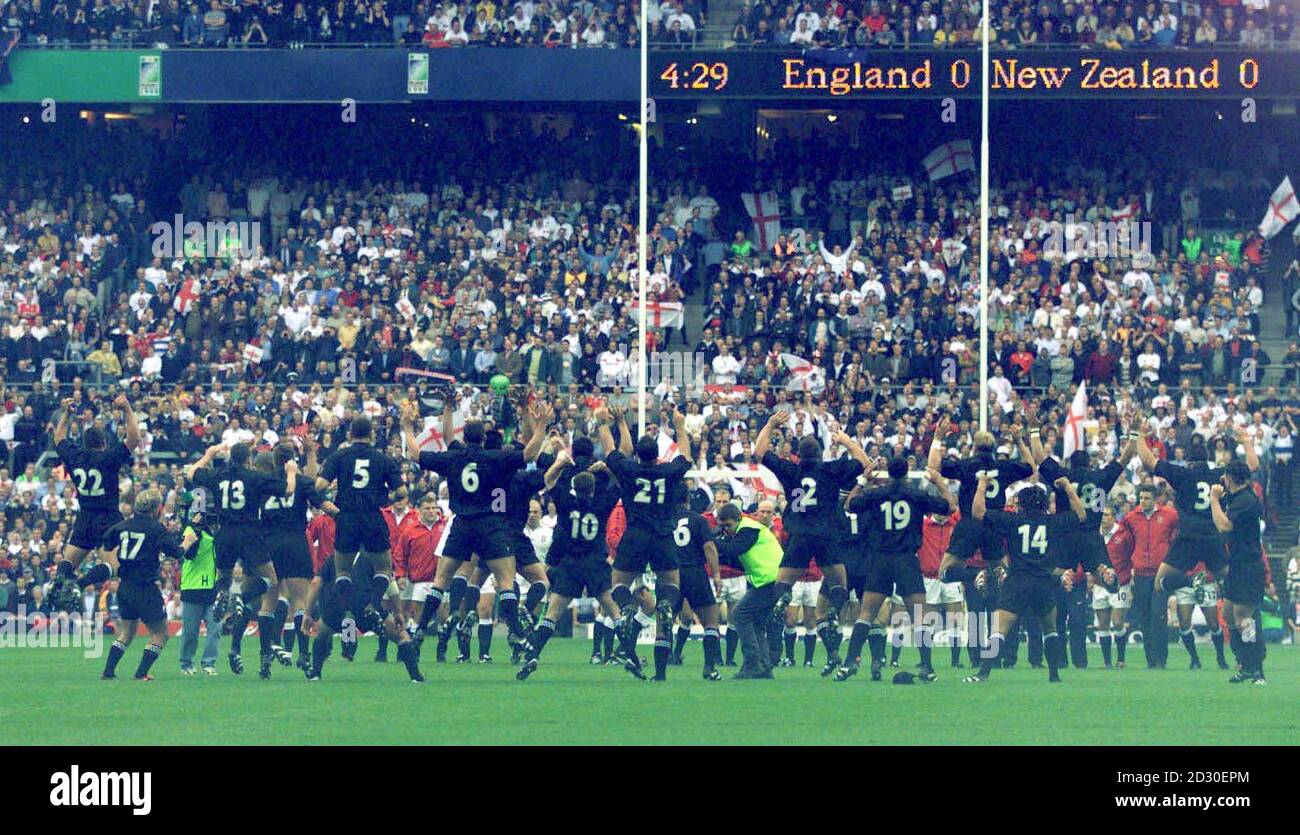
xmin=978 ymin=1 xmax=991 ymax=433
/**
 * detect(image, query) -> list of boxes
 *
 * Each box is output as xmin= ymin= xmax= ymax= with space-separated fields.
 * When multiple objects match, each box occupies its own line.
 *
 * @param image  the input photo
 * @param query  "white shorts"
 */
xmin=1174 ymin=581 xmax=1219 ymax=608
xmin=719 ymin=575 xmax=748 ymax=604
xmin=924 ymin=577 xmax=964 ymax=605
xmin=401 ymin=581 xmax=435 ymax=602
xmin=1091 ymin=582 xmax=1133 ymax=611
xmin=791 ymin=580 xmax=822 ymax=608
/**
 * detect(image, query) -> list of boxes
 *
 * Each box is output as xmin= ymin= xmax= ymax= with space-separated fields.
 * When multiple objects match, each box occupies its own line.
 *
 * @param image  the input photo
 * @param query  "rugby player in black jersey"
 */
xmin=77 ymin=490 xmax=180 ymax=681
xmin=259 ymin=441 xmax=338 ymax=671
xmin=835 ymin=461 xmax=953 ymax=683
xmin=667 ymin=482 xmax=723 ymax=681
xmin=754 ymin=410 xmax=871 ymax=674
xmin=467 ymin=427 xmax=552 ymax=662
xmin=316 ymin=416 xmax=424 ymax=682
xmin=49 ymin=394 xmax=141 ymax=612
xmin=516 ymin=450 xmax=623 ymax=681
xmin=964 ymin=473 xmax=1087 ymax=683
xmin=187 ymin=441 xmax=297 ymax=679
xmin=1210 ymin=462 xmax=1269 ymax=685
xmin=1135 ymin=425 xmax=1259 ymax=599
xmin=402 ymin=397 xmax=551 ymax=653
xmin=929 ymin=417 xmax=1035 ymax=603
xmin=595 ymin=404 xmax=692 ymax=679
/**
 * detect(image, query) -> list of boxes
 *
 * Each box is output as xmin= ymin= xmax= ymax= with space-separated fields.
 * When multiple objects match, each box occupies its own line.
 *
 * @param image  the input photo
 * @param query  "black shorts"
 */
xmin=780 ymin=533 xmax=843 ymax=570
xmin=679 ymin=565 xmax=716 ymax=610
xmin=214 ymin=522 xmax=270 ymax=573
xmin=846 ymin=569 xmax=868 ymax=599
xmin=551 ymin=556 xmax=612 ymax=599
xmin=613 ymin=527 xmax=677 ymax=573
xmin=513 ymin=533 xmax=539 ymax=568
xmin=835 ymin=538 xmax=866 ymax=573
xmin=865 ymin=550 xmax=926 ymax=599
xmin=949 ymin=516 xmax=1005 ymax=561
xmin=998 ymin=571 xmax=1058 ymax=620
xmin=442 ymin=515 xmax=515 ymax=561
xmin=335 ymin=509 xmax=392 ymax=555
xmin=1164 ymin=532 xmax=1226 ymax=574
xmin=319 ymin=587 xmax=351 ymax=634
xmin=117 ymin=580 xmax=165 ymax=624
xmin=267 ymin=530 xmax=314 ymax=580
xmin=1063 ymin=529 xmax=1108 ymax=573
xmin=1223 ymin=561 xmax=1266 ymax=605
xmin=72 ymin=507 xmax=124 ymax=551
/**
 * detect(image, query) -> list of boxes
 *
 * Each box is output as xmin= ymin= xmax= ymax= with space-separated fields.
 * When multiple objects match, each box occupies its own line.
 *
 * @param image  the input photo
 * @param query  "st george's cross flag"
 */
xmin=1258 ymin=176 xmax=1299 ymax=240
xmin=1062 ymin=381 xmax=1088 ymax=459
xmin=741 ymin=191 xmax=782 ymax=250
xmin=922 ymin=140 xmax=975 ymax=182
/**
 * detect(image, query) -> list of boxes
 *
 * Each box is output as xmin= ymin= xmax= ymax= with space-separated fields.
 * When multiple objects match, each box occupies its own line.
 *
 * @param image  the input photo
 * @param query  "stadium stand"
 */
xmin=0 ymin=100 xmax=1296 ymax=639
xmin=1 ymin=0 xmax=649 ymax=48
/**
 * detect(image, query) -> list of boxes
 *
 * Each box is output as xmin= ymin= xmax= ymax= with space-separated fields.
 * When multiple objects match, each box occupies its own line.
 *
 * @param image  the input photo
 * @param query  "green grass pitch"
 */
xmin=4 ymin=638 xmax=1296 ymax=745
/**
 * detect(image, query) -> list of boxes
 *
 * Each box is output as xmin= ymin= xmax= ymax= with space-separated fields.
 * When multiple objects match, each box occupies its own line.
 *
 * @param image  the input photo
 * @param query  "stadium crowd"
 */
xmin=727 ymin=0 xmax=1298 ymax=47
xmin=2 ymin=0 xmax=652 ymax=48
xmin=0 ymin=112 xmax=1298 ymax=647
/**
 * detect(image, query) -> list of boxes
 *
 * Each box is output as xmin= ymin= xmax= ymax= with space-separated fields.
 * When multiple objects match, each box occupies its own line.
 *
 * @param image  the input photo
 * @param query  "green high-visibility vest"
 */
xmin=180 ymin=525 xmax=216 ymax=591
xmin=735 ymin=517 xmax=783 ymax=589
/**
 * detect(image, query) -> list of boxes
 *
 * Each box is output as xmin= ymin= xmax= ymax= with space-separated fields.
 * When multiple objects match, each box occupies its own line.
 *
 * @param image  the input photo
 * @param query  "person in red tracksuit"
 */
xmin=1119 ymin=483 xmax=1179 ymax=669
xmin=371 ymin=488 xmax=413 ymax=662
xmin=306 ymin=512 xmax=336 ymax=575
xmin=920 ymin=507 xmax=965 ymax=668
xmin=394 ymin=492 xmax=444 ymax=638
xmin=702 ymin=484 xmax=749 ymax=666
xmin=305 ymin=509 xmax=357 ymax=659
xmin=1096 ymin=507 xmax=1134 ymax=668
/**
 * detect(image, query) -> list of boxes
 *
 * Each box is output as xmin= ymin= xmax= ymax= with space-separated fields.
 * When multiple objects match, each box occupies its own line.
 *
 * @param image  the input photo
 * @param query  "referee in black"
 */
xmin=1209 ymin=461 xmax=1268 ymax=685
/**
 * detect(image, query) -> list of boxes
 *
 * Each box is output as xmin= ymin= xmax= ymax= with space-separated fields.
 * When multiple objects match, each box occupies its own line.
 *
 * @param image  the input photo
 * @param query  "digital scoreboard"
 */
xmin=651 ymin=48 xmax=1300 ymax=99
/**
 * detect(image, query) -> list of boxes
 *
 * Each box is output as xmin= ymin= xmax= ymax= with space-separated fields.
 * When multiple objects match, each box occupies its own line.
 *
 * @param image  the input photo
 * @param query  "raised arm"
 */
xmin=615 ymin=409 xmax=632 ymax=456
xmin=400 ymin=401 xmax=423 ymax=463
xmin=754 ymin=409 xmax=788 ymax=461
xmin=927 ymin=416 xmax=949 ymax=472
xmin=832 ymin=429 xmax=871 ymax=469
xmin=1235 ymin=425 xmax=1260 ymax=473
xmin=1055 ymin=476 xmax=1086 ymax=522
xmin=186 ymin=442 xmax=224 ymax=484
xmin=593 ymin=405 xmax=616 ymax=455
xmin=522 ymin=402 xmax=554 ymax=463
xmin=1209 ymin=484 xmax=1232 ymax=532
xmin=926 ymin=467 xmax=956 ymax=513
xmin=672 ymin=406 xmax=691 ymax=464
xmin=52 ymin=398 xmax=72 ymax=446
xmin=543 ymin=449 xmax=571 ymax=492
xmin=283 ymin=457 xmax=298 ymax=498
xmin=1135 ymin=433 xmax=1159 ymax=472
xmin=303 ymin=435 xmax=320 ymax=479
xmin=1006 ymin=424 xmax=1033 ymax=471
xmin=972 ymin=470 xmax=989 ymax=520
xmin=115 ymin=393 xmax=140 ymax=451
